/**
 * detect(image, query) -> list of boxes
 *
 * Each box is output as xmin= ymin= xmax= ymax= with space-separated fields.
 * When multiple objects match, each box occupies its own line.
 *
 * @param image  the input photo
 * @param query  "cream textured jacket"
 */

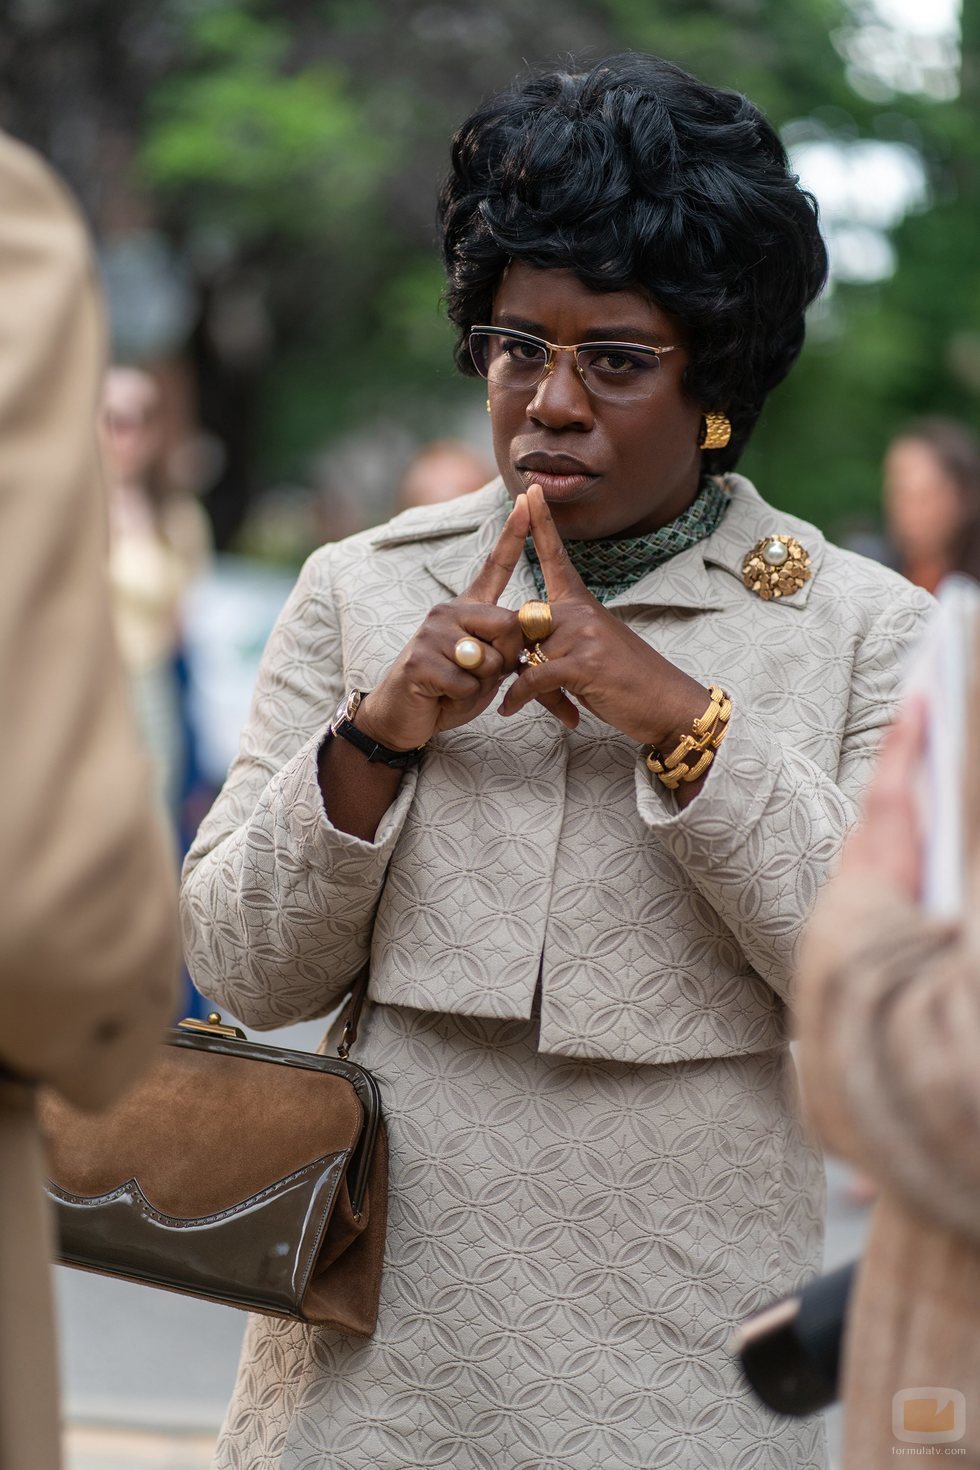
xmin=182 ymin=474 xmax=930 ymax=1061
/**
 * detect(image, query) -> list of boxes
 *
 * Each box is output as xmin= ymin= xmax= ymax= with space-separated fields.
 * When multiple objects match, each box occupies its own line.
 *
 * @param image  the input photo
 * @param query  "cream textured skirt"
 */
xmin=212 ymin=1006 xmax=826 ymax=1469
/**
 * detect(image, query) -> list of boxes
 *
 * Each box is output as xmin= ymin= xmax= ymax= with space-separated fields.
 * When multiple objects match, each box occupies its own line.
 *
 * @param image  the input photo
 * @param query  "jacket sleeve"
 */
xmin=179 ymin=548 xmax=418 ymax=1029
xmin=633 ymin=586 xmax=931 ymax=1000
xmin=794 ymin=869 xmax=980 ymax=1248
xmin=0 ymin=134 xmax=180 ymax=1109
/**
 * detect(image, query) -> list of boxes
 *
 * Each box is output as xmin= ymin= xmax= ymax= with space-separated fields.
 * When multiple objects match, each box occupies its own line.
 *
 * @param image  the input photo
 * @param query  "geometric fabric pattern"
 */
xmin=212 ymin=1010 xmax=826 ymax=1469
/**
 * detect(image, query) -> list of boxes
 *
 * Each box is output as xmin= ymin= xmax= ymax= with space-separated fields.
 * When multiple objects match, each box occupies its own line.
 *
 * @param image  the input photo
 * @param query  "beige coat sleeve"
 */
xmin=180 ymin=546 xmax=419 ymax=1029
xmin=636 ymin=588 xmax=930 ymax=997
xmin=0 ymin=133 xmax=180 ymax=1109
xmin=795 ymin=861 xmax=980 ymax=1247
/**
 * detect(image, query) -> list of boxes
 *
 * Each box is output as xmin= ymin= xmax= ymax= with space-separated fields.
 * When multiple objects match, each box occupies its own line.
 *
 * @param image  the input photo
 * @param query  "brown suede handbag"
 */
xmin=37 ymin=981 xmax=387 ymax=1336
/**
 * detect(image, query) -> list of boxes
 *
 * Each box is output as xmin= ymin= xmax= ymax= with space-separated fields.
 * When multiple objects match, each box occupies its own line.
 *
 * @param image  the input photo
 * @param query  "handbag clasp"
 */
xmin=177 ymin=1012 xmax=246 ymax=1041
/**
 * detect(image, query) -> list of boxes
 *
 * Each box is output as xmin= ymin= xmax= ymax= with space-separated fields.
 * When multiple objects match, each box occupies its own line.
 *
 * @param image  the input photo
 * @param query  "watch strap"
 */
xmin=330 ymin=692 xmax=425 ymax=770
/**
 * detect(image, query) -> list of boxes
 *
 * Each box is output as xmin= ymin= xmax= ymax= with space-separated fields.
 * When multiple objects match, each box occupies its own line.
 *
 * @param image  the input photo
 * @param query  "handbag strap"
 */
xmin=336 ymin=968 xmax=370 ymax=1059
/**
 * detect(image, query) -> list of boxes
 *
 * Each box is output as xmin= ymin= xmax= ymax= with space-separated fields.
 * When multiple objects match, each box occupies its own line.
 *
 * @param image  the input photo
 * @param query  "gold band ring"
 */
xmin=453 ymin=637 xmax=486 ymax=671
xmin=518 ymin=600 xmax=553 ymax=644
xmin=518 ymin=643 xmax=549 ymax=668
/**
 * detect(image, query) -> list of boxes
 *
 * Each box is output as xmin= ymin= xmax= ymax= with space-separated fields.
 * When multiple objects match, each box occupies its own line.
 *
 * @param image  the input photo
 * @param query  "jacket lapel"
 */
xmin=394 ymin=472 xmax=826 ymax=616
xmin=606 ymin=473 xmax=826 ymax=614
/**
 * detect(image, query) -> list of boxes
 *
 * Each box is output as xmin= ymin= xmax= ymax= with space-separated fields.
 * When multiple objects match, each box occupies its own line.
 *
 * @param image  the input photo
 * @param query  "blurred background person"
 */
xmin=883 ymin=417 xmax=980 ymax=593
xmin=100 ymin=364 xmax=211 ymax=830
xmin=841 ymin=415 xmax=980 ymax=1210
xmin=396 ymin=437 xmax=494 ymax=510
xmin=828 ymin=420 xmax=980 ymax=1211
xmin=796 ymin=692 xmax=980 ymax=1467
xmin=0 ymin=133 xmax=180 ymax=1470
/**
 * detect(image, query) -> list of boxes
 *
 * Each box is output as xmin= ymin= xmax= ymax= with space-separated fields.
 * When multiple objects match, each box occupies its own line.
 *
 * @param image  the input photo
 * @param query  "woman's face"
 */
xmin=883 ymin=437 xmax=964 ymax=566
xmin=487 ymin=263 xmax=704 ymax=541
xmin=100 ymin=368 xmax=163 ymax=486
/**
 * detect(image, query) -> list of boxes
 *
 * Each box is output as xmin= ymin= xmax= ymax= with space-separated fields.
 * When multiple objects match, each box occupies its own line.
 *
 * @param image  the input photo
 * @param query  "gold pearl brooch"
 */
xmin=742 ymin=535 xmax=812 ymax=600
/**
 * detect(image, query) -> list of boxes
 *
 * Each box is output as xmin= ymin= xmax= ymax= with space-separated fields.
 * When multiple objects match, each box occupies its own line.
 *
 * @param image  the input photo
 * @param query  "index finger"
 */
xmin=526 ymin=482 xmax=589 ymax=601
xmin=464 ymin=492 xmax=530 ymax=604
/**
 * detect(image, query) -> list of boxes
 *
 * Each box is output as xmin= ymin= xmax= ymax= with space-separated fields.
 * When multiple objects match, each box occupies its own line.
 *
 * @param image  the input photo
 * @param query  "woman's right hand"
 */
xmin=352 ymin=492 xmax=532 ymax=751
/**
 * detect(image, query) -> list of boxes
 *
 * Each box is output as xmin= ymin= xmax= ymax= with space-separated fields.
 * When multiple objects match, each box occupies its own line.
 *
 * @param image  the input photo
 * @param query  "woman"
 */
xmin=101 ymin=364 xmax=211 ymax=827
xmin=181 ymin=55 xmax=930 ymax=1469
xmin=883 ymin=417 xmax=980 ymax=594
xmin=841 ymin=416 xmax=980 ymax=1210
xmin=796 ymin=699 xmax=980 ymax=1468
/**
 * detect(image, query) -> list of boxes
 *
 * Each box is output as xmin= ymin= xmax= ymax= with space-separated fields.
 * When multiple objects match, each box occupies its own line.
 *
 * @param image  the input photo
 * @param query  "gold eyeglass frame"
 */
xmin=468 ymin=326 xmax=678 ymax=402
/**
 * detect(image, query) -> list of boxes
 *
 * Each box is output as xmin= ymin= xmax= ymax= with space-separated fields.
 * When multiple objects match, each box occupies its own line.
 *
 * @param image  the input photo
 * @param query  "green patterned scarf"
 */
xmin=525 ymin=475 xmax=731 ymax=604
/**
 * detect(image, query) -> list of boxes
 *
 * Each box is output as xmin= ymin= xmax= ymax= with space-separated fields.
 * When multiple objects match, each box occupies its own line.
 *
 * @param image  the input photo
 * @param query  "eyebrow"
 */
xmin=491 ymin=312 xmax=673 ymax=347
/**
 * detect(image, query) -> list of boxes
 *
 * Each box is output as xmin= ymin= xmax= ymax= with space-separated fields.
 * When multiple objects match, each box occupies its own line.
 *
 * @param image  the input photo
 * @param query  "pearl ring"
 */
xmin=454 ymin=637 xmax=486 ymax=671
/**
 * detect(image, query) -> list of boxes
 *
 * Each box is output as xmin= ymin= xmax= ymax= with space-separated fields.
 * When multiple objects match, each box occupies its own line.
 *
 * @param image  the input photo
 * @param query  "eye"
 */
xmin=585 ymin=347 xmax=658 ymax=376
xmin=500 ymin=337 xmax=546 ymax=363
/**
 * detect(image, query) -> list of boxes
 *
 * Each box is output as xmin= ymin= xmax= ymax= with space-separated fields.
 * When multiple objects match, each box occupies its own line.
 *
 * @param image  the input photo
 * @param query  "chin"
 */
xmin=541 ymin=500 xmax=616 ymax=542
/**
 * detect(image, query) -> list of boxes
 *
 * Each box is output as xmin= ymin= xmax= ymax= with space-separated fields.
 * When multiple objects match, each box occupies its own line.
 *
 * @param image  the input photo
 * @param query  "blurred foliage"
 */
xmin=1 ymin=0 xmax=977 ymax=542
xmin=142 ymin=11 xmax=392 ymax=238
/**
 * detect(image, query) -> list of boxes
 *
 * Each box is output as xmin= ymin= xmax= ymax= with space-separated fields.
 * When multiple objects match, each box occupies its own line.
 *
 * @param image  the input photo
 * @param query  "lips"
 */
xmin=516 ymin=453 xmax=597 ymax=476
xmin=515 ymin=453 xmax=600 ymax=502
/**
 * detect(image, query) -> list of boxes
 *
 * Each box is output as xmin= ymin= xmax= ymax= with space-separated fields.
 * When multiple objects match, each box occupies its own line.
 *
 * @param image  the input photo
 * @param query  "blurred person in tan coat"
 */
xmin=796 ymin=697 xmax=980 ymax=1467
xmin=0 ymin=134 xmax=181 ymax=1468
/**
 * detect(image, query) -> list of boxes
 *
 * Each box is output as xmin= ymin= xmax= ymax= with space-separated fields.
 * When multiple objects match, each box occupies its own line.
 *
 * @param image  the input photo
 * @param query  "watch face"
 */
xmin=331 ymin=698 xmax=346 ymax=728
xmin=331 ymin=689 xmax=360 ymax=731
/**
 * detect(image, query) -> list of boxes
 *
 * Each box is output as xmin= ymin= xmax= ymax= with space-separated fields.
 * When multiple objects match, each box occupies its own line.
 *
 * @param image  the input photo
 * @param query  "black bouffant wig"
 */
xmin=438 ymin=54 xmax=828 ymax=471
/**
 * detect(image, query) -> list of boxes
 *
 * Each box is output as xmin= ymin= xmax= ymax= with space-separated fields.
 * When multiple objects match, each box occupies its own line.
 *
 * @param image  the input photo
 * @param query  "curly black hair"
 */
xmin=438 ymin=54 xmax=828 ymax=471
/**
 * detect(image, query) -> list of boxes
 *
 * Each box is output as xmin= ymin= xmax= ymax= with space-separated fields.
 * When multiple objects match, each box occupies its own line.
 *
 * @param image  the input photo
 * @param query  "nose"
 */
xmin=526 ymin=351 xmax=594 ymax=431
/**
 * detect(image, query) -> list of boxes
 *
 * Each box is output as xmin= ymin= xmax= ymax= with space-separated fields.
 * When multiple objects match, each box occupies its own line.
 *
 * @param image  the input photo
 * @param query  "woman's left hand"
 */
xmin=499 ymin=483 xmax=715 ymax=760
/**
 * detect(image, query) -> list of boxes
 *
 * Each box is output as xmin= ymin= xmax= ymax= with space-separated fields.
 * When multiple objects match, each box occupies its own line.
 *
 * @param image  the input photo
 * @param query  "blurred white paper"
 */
xmin=903 ymin=575 xmax=980 ymax=918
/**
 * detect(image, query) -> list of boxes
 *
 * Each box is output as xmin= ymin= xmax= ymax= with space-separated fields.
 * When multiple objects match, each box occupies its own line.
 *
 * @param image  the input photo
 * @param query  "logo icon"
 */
xmin=893 ymin=1387 xmax=966 ymax=1444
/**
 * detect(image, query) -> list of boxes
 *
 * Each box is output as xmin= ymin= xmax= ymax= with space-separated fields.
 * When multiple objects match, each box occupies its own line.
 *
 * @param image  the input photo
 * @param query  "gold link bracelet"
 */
xmin=645 ymin=685 xmax=731 ymax=789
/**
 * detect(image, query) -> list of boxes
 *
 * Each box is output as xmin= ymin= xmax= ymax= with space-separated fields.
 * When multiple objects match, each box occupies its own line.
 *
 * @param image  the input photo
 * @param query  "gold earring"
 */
xmin=486 ymin=399 xmax=491 ymax=415
xmin=700 ymin=412 xmax=731 ymax=450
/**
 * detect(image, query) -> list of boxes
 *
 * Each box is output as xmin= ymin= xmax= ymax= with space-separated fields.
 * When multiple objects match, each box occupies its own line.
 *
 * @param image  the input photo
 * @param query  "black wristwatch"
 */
xmin=328 ymin=690 xmax=426 ymax=770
